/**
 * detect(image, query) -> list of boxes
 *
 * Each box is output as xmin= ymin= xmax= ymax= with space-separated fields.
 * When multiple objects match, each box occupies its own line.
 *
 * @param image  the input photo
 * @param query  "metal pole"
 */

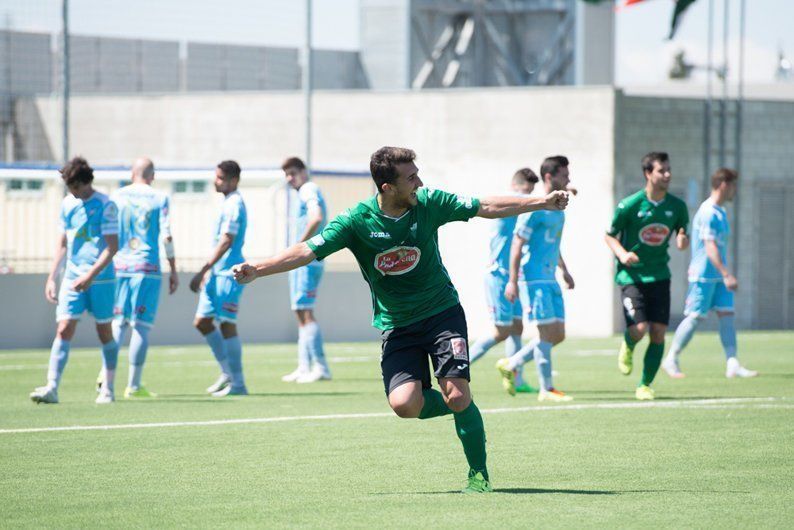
xmin=718 ymin=0 xmax=729 ymax=168
xmin=703 ymin=0 xmax=714 ymax=194
xmin=61 ymin=0 xmax=69 ymax=163
xmin=733 ymin=0 xmax=746 ymax=277
xmin=303 ymin=0 xmax=312 ymax=174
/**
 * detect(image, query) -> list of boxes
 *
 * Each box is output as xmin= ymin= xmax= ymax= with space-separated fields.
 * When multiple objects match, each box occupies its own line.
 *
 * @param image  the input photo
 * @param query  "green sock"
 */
xmin=418 ymin=388 xmax=453 ymax=419
xmin=641 ymin=341 xmax=665 ymax=386
xmin=624 ymin=330 xmax=638 ymax=350
xmin=454 ymin=401 xmax=489 ymax=481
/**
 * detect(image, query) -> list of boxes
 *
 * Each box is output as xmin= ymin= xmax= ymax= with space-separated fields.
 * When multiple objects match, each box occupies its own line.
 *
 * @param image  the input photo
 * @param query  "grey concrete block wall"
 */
xmin=0 ymin=30 xmax=52 ymax=95
xmin=0 ymin=272 xmax=379 ymax=350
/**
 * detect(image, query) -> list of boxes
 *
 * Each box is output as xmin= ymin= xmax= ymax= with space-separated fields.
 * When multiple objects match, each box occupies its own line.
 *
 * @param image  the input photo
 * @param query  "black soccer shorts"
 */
xmin=380 ymin=304 xmax=470 ymax=395
xmin=621 ymin=279 xmax=671 ymax=327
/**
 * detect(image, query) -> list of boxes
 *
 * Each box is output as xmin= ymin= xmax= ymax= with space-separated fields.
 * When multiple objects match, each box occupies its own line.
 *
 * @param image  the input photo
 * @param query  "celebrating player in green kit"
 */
xmin=234 ymin=147 xmax=569 ymax=493
xmin=605 ymin=152 xmax=689 ymax=401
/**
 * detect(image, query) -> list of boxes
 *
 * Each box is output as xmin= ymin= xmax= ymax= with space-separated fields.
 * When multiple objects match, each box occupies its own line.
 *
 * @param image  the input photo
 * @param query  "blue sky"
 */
xmin=2 ymin=0 xmax=792 ymax=86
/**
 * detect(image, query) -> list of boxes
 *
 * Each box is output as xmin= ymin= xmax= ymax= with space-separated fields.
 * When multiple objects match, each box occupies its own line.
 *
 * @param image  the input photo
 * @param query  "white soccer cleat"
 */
xmin=296 ymin=367 xmax=332 ymax=384
xmin=30 ymin=385 xmax=59 ymax=404
xmin=95 ymin=387 xmax=115 ymax=404
xmin=206 ymin=373 xmax=231 ymax=394
xmin=726 ymin=359 xmax=758 ymax=379
xmin=662 ymin=356 xmax=686 ymax=379
xmin=281 ymin=368 xmax=309 ymax=382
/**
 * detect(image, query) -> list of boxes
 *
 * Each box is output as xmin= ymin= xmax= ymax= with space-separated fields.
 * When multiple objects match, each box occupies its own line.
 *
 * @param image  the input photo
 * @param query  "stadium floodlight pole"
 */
xmin=703 ymin=0 xmax=714 ymax=196
xmin=733 ymin=0 xmax=746 ymax=277
xmin=61 ymin=0 xmax=70 ymax=164
xmin=303 ymin=0 xmax=313 ymax=175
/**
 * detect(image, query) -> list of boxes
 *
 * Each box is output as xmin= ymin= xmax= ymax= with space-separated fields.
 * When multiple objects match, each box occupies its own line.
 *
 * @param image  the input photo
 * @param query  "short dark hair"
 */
xmin=281 ymin=157 xmax=306 ymax=171
xmin=711 ymin=167 xmax=738 ymax=189
xmin=60 ymin=156 xmax=94 ymax=186
xmin=512 ymin=167 xmax=538 ymax=185
xmin=540 ymin=155 xmax=569 ymax=179
xmin=641 ymin=152 xmax=669 ymax=176
xmin=369 ymin=146 xmax=416 ymax=190
xmin=217 ymin=160 xmax=241 ymax=180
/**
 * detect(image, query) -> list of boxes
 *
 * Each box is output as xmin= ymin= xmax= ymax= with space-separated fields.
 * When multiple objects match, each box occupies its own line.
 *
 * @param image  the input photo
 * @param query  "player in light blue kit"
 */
xmin=469 ymin=168 xmax=538 ymax=393
xmin=281 ymin=156 xmax=332 ymax=383
xmin=497 ymin=156 xmax=575 ymax=401
xmin=106 ymin=158 xmax=179 ymax=398
xmin=30 ymin=157 xmax=121 ymax=404
xmin=663 ymin=168 xmax=757 ymax=379
xmin=190 ymin=160 xmax=249 ymax=396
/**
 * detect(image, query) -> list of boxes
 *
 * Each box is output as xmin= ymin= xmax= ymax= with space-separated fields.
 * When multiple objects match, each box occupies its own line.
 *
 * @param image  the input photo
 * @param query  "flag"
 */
xmin=669 ymin=0 xmax=698 ymax=39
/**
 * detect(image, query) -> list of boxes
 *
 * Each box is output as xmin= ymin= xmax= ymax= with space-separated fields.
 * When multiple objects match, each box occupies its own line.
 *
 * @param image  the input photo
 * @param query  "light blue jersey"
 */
xmin=288 ymin=182 xmax=327 ymax=246
xmin=488 ymin=216 xmax=518 ymax=278
xmin=514 ymin=210 xmax=565 ymax=282
xmin=212 ymin=191 xmax=247 ymax=275
xmin=112 ymin=183 xmax=171 ymax=277
xmin=59 ymin=191 xmax=119 ymax=281
xmin=688 ymin=198 xmax=729 ymax=282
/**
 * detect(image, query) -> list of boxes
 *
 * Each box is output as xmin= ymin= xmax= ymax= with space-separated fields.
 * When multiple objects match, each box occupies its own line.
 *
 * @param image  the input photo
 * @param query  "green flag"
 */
xmin=669 ymin=0 xmax=698 ymax=39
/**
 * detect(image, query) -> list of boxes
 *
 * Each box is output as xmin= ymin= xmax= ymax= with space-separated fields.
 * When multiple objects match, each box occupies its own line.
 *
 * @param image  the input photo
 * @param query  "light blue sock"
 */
xmin=205 ymin=329 xmax=230 ymax=376
xmin=719 ymin=314 xmax=737 ymax=360
xmin=46 ymin=338 xmax=71 ymax=387
xmin=112 ymin=319 xmax=130 ymax=347
xmin=534 ymin=341 xmax=553 ymax=391
xmin=304 ymin=322 xmax=329 ymax=374
xmin=505 ymin=334 xmax=525 ymax=385
xmin=507 ymin=338 xmax=538 ymax=370
xmin=469 ymin=336 xmax=498 ymax=363
xmin=128 ymin=324 xmax=150 ymax=389
xmin=297 ymin=327 xmax=311 ymax=373
xmin=101 ymin=340 xmax=120 ymax=391
xmin=669 ymin=313 xmax=701 ymax=358
xmin=224 ymin=336 xmax=245 ymax=388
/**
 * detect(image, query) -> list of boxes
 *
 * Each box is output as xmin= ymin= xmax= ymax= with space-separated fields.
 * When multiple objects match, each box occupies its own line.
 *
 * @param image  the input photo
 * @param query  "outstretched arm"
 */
xmin=233 ymin=242 xmax=317 ymax=284
xmin=477 ymin=190 xmax=568 ymax=219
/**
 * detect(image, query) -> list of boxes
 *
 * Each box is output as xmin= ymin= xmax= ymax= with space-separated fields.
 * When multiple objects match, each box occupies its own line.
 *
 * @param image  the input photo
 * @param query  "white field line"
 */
xmin=573 ymin=350 xmax=617 ymax=357
xmin=0 ymin=356 xmax=375 ymax=371
xmin=0 ymin=397 xmax=785 ymax=435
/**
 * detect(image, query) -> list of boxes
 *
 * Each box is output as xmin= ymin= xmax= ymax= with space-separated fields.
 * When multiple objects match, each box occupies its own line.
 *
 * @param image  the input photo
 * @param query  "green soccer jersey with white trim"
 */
xmin=607 ymin=189 xmax=689 ymax=286
xmin=306 ymin=187 xmax=481 ymax=330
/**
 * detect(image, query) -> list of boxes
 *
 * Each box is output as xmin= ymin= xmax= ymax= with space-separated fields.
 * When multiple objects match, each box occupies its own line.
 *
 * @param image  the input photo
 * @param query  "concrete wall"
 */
xmin=0 ymin=272 xmax=378 ymax=350
xmin=21 ymin=86 xmax=619 ymax=340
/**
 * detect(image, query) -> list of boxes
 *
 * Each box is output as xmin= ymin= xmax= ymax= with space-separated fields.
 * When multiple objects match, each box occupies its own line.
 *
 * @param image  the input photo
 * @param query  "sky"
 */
xmin=1 ymin=0 xmax=792 ymax=86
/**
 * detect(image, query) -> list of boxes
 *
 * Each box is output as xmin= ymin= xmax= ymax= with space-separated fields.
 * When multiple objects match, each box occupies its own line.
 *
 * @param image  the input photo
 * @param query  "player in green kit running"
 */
xmin=604 ymin=152 xmax=689 ymax=400
xmin=234 ymin=147 xmax=569 ymax=493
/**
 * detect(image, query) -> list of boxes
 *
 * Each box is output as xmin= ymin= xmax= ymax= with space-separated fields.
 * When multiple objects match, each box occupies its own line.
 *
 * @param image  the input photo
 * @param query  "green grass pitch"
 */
xmin=1 ymin=332 xmax=792 ymax=528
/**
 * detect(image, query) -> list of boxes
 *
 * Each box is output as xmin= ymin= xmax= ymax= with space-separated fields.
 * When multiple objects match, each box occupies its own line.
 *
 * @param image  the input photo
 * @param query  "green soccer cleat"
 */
xmin=515 ymin=382 xmax=537 ymax=394
xmin=618 ymin=340 xmax=634 ymax=376
xmin=124 ymin=386 xmax=157 ymax=399
xmin=495 ymin=358 xmax=516 ymax=396
xmin=461 ymin=471 xmax=493 ymax=494
xmin=635 ymin=385 xmax=655 ymax=401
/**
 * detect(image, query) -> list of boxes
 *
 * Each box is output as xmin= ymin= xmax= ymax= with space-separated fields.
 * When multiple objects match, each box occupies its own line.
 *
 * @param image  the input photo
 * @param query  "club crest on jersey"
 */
xmin=639 ymin=223 xmax=670 ymax=246
xmin=374 ymin=246 xmax=421 ymax=276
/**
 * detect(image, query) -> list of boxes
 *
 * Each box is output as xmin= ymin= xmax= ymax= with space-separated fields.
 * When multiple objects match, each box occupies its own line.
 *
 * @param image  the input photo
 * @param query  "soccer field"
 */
xmin=1 ymin=332 xmax=792 ymax=529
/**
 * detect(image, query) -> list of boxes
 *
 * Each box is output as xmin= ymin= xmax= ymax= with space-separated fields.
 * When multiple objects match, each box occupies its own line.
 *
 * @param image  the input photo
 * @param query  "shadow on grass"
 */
xmin=377 ymin=487 xmax=750 ymax=495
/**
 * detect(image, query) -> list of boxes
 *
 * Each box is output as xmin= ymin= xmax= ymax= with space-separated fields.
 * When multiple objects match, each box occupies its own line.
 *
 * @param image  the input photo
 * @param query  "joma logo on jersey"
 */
xmin=369 ymin=231 xmax=391 ymax=239
xmin=639 ymin=223 xmax=670 ymax=246
xmin=374 ymin=246 xmax=421 ymax=276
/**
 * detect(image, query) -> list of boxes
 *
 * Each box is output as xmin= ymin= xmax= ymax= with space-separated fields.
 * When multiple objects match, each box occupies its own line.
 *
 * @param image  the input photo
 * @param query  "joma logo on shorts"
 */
xmin=374 ymin=246 xmax=421 ymax=276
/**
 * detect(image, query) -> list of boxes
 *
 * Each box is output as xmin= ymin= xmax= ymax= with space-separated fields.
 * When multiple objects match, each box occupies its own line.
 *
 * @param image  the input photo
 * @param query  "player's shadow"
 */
xmin=406 ymin=487 xmax=749 ymax=495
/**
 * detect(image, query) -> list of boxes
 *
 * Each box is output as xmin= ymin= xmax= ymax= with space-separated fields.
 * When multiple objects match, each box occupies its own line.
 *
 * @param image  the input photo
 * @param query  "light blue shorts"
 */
xmin=484 ymin=272 xmax=522 ymax=326
xmin=289 ymin=264 xmax=323 ymax=310
xmin=519 ymin=281 xmax=565 ymax=325
xmin=196 ymin=274 xmax=245 ymax=323
xmin=684 ymin=280 xmax=735 ymax=316
xmin=56 ymin=275 xmax=115 ymax=323
xmin=114 ymin=275 xmax=162 ymax=327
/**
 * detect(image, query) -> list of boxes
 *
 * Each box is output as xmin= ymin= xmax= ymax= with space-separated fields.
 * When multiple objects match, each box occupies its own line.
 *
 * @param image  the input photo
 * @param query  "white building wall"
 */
xmin=21 ymin=86 xmax=619 ymax=340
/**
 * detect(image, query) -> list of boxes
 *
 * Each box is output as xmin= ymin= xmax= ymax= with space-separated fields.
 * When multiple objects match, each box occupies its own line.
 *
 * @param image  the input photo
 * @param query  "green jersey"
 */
xmin=607 ymin=189 xmax=689 ymax=286
xmin=306 ymin=187 xmax=481 ymax=330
